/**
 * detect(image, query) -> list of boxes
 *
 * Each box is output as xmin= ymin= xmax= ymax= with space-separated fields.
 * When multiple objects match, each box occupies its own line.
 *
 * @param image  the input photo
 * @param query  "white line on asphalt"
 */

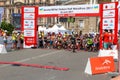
xmin=0 ymin=50 xmax=61 ymax=68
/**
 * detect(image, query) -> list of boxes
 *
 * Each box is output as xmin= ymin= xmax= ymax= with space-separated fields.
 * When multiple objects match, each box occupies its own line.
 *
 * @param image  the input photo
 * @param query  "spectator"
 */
xmin=11 ymin=31 xmax=18 ymax=50
xmin=108 ymin=29 xmax=114 ymax=50
xmin=19 ymin=31 xmax=24 ymax=49
xmin=102 ymin=29 xmax=109 ymax=50
xmin=3 ymin=30 xmax=8 ymax=48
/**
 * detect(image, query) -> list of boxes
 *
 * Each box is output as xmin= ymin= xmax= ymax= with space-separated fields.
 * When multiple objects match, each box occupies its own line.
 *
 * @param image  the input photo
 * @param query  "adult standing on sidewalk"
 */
xmin=108 ymin=29 xmax=114 ymax=50
xmin=2 ymin=30 xmax=8 ymax=48
xmin=102 ymin=29 xmax=109 ymax=50
xmin=11 ymin=31 xmax=18 ymax=50
xmin=19 ymin=31 xmax=24 ymax=49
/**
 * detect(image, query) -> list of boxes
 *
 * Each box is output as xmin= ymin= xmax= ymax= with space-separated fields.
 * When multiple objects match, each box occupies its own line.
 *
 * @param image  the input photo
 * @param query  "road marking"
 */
xmin=0 ymin=50 xmax=61 ymax=68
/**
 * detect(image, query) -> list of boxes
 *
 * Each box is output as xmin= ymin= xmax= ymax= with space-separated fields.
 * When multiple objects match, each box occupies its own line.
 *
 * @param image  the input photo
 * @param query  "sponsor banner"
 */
xmin=99 ymin=2 xmax=118 ymax=49
xmin=38 ymin=4 xmax=100 ymax=17
xmin=38 ymin=13 xmax=100 ymax=17
xmin=24 ymin=7 xmax=35 ymax=13
xmin=24 ymin=37 xmax=35 ymax=45
xmin=24 ymin=13 xmax=35 ymax=19
xmin=21 ymin=6 xmax=37 ymax=48
xmin=98 ymin=49 xmax=118 ymax=59
xmin=103 ymin=10 xmax=115 ymax=18
xmin=102 ymin=18 xmax=115 ymax=29
xmin=24 ymin=20 xmax=35 ymax=29
xmin=85 ymin=56 xmax=115 ymax=75
xmin=103 ymin=3 xmax=115 ymax=10
xmin=24 ymin=30 xmax=35 ymax=37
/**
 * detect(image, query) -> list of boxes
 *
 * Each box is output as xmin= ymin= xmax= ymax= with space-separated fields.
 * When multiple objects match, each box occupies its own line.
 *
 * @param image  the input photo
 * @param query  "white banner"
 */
xmin=103 ymin=10 xmax=115 ymax=18
xmin=24 ymin=20 xmax=35 ymax=29
xmin=24 ymin=30 xmax=35 ymax=37
xmin=24 ymin=13 xmax=35 ymax=19
xmin=103 ymin=18 xmax=115 ymax=29
xmin=39 ymin=4 xmax=99 ymax=15
xmin=98 ymin=49 xmax=118 ymax=59
xmin=24 ymin=7 xmax=35 ymax=13
xmin=102 ymin=2 xmax=116 ymax=30
xmin=103 ymin=3 xmax=115 ymax=10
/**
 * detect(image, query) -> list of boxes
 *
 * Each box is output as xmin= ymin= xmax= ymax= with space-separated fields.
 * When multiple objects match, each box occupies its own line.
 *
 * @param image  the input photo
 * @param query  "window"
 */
xmin=9 ymin=9 xmax=12 ymax=14
xmin=12 ymin=9 xmax=14 ymax=13
xmin=79 ymin=20 xmax=84 ymax=28
xmin=28 ymin=0 xmax=30 ymax=4
xmin=24 ymin=0 xmax=27 ymax=3
xmin=18 ymin=9 xmax=20 ymax=13
xmin=24 ymin=0 xmax=30 ymax=4
xmin=9 ymin=0 xmax=14 ymax=4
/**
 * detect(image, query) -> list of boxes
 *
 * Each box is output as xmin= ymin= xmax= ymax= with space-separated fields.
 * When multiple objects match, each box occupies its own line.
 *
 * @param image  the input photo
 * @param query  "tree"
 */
xmin=0 ymin=21 xmax=14 ymax=35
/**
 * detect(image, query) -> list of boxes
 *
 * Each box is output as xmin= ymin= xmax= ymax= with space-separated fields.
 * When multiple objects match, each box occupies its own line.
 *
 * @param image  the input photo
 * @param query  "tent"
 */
xmin=47 ymin=24 xmax=70 ymax=34
xmin=38 ymin=26 xmax=46 ymax=32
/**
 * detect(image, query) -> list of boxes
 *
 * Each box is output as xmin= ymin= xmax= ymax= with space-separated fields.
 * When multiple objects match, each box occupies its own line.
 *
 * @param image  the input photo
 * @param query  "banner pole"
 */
xmin=118 ymin=0 xmax=120 ymax=74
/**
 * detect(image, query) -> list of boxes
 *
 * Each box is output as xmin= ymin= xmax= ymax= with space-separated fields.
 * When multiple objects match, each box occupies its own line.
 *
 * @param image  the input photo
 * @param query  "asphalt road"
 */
xmin=0 ymin=48 xmax=116 ymax=80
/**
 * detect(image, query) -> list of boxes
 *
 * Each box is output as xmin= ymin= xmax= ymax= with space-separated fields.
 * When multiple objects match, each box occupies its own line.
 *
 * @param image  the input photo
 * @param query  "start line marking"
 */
xmin=0 ymin=50 xmax=61 ymax=68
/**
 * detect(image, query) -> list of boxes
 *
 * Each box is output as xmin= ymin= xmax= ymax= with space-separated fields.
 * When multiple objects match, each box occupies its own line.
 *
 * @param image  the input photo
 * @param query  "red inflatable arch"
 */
xmin=21 ymin=2 xmax=118 ymax=49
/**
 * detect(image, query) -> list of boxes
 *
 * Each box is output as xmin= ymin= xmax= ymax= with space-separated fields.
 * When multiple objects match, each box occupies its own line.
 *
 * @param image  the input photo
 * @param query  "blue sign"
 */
xmin=0 ymin=7 xmax=4 ymax=14
xmin=12 ymin=13 xmax=21 ymax=17
xmin=0 ymin=7 xmax=4 ymax=23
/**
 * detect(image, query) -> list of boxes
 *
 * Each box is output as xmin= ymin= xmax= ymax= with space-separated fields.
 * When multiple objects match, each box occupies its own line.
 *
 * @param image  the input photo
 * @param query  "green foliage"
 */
xmin=0 ymin=21 xmax=14 ymax=35
xmin=67 ymin=17 xmax=75 ymax=23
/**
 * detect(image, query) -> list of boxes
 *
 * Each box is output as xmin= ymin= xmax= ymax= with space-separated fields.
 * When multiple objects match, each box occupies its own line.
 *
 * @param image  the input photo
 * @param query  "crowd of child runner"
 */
xmin=1 ymin=28 xmax=115 ymax=52
xmin=38 ymin=29 xmax=116 ymax=52
xmin=38 ymin=31 xmax=100 ymax=52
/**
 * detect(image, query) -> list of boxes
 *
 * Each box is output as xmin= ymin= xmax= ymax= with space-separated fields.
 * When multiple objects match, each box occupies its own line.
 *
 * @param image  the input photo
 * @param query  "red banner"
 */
xmin=21 ymin=6 xmax=38 ymax=48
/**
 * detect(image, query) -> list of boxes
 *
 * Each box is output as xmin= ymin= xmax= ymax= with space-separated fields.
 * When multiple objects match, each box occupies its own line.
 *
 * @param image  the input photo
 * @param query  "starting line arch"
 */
xmin=21 ymin=2 xmax=118 ymax=49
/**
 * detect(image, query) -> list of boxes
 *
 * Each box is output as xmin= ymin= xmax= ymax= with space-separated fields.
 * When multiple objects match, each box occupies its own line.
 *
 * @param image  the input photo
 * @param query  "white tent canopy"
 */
xmin=38 ymin=26 xmax=46 ymax=32
xmin=38 ymin=24 xmax=72 ymax=35
xmin=47 ymin=24 xmax=67 ymax=34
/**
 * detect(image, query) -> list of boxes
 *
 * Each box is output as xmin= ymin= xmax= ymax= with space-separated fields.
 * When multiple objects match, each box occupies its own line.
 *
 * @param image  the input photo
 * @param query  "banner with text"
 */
xmin=85 ymin=56 xmax=115 ymax=75
xmin=38 ymin=4 xmax=100 ymax=17
xmin=21 ymin=6 xmax=38 ymax=48
xmin=99 ymin=2 xmax=118 ymax=48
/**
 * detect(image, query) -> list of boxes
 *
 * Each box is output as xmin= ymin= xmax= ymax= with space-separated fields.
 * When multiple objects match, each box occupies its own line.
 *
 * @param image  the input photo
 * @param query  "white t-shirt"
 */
xmin=3 ymin=33 xmax=7 ymax=40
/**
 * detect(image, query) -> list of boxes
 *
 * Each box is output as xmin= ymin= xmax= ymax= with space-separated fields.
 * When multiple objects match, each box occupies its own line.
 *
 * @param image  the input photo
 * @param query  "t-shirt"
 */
xmin=109 ymin=33 xmax=114 ymax=43
xmin=87 ymin=38 xmax=93 ymax=45
xmin=103 ymin=32 xmax=109 ymax=43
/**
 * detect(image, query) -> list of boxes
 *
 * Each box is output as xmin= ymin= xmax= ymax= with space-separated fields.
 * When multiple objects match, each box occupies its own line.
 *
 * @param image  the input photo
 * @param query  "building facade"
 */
xmin=0 ymin=0 xmax=56 ymax=29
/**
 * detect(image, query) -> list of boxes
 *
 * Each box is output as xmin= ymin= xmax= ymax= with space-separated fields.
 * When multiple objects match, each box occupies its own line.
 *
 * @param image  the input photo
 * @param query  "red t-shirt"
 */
xmin=103 ymin=32 xmax=109 ymax=43
xmin=109 ymin=33 xmax=114 ymax=43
